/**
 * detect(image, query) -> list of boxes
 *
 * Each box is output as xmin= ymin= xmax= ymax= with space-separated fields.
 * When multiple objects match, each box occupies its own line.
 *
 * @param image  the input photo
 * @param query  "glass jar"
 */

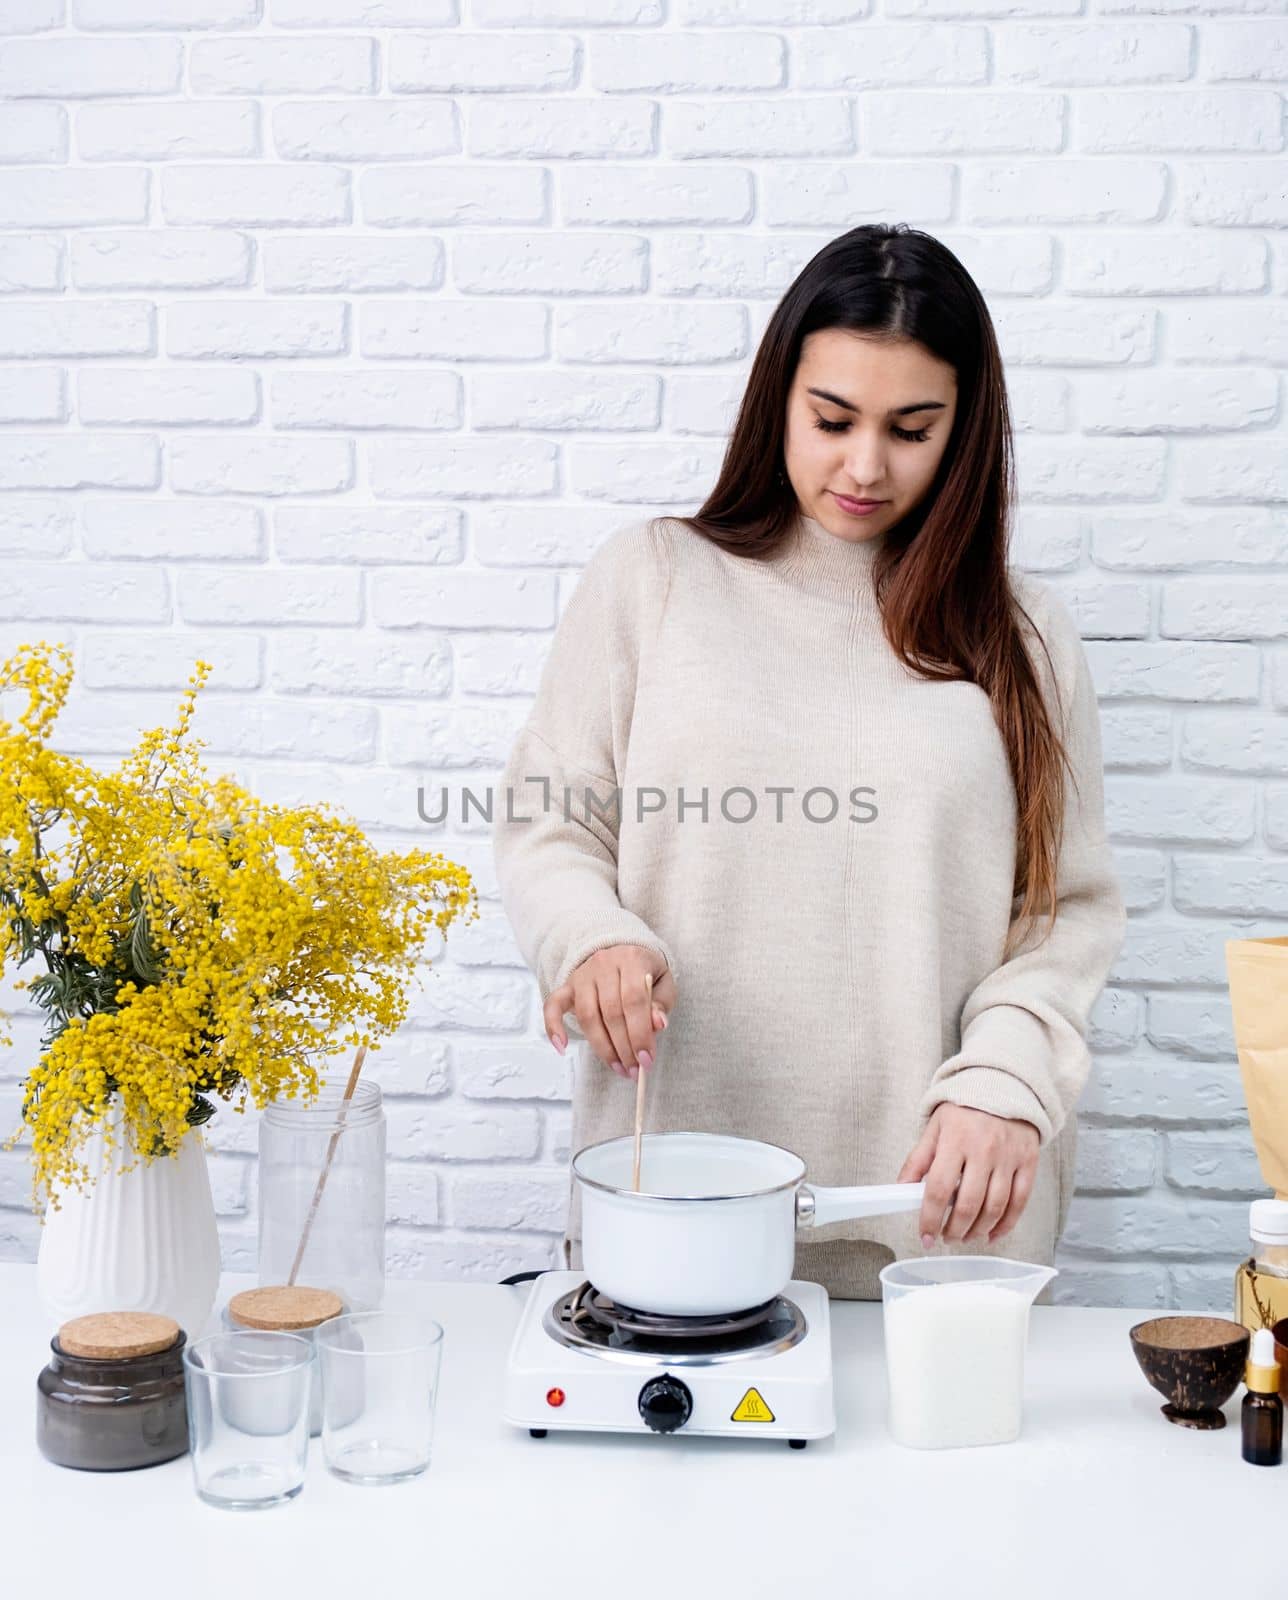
xmin=222 ymin=1285 xmax=347 ymax=1436
xmin=37 ymin=1312 xmax=189 ymax=1471
xmin=258 ymin=1076 xmax=386 ymax=1312
xmin=1252 ymin=1199 xmax=1288 ymax=1279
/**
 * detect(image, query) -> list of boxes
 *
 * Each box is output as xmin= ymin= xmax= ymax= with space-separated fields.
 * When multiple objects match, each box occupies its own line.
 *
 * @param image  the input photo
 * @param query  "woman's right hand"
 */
xmin=544 ymin=946 xmax=676 ymax=1081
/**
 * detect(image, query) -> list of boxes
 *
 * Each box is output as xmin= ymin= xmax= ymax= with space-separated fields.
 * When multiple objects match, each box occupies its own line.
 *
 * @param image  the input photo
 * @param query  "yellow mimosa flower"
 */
xmin=0 ymin=642 xmax=479 ymax=1214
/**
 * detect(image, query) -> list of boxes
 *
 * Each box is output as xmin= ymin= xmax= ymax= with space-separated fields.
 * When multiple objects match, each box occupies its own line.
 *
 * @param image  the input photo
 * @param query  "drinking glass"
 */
xmin=315 ymin=1311 xmax=443 ymax=1484
xmin=183 ymin=1330 xmax=313 ymax=1509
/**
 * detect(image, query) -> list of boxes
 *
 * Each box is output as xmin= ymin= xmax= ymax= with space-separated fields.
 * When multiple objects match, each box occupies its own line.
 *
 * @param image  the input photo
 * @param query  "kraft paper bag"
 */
xmin=1225 ymin=936 xmax=1288 ymax=1202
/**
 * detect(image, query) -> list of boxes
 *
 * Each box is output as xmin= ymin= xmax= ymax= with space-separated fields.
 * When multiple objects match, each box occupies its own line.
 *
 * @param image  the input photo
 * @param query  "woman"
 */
xmin=492 ymin=222 xmax=1127 ymax=1300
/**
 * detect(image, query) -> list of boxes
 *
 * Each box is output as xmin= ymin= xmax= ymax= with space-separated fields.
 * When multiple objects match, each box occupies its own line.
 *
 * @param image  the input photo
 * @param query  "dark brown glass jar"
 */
xmin=37 ymin=1311 xmax=190 ymax=1472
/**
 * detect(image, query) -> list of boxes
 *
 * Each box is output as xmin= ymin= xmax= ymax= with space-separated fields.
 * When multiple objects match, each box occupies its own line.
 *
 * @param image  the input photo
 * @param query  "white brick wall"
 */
xmin=0 ymin=6 xmax=1283 ymax=1311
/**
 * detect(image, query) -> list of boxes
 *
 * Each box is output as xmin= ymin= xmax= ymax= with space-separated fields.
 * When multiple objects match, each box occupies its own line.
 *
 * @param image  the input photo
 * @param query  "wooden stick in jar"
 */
xmin=288 ymin=1043 xmax=367 ymax=1287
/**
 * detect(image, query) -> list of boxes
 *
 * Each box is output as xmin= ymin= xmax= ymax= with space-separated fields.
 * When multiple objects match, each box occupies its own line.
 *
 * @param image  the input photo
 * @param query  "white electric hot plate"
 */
xmin=502 ymin=1270 xmax=836 ymax=1448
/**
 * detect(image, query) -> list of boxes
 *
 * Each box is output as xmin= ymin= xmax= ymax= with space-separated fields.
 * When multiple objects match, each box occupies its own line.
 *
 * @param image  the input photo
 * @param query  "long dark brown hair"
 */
xmin=679 ymin=222 xmax=1072 ymax=960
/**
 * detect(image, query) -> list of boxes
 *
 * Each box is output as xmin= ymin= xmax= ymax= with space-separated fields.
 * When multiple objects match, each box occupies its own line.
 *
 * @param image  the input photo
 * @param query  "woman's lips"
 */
xmin=832 ymin=492 xmax=887 ymax=516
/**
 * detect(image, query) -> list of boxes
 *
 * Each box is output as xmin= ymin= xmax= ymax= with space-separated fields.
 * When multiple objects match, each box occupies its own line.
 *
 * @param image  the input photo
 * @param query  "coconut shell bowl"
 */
xmin=1129 ymin=1316 xmax=1251 ymax=1429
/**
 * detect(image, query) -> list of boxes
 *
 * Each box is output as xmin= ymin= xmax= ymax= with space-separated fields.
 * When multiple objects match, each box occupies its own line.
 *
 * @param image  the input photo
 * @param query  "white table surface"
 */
xmin=3 ymin=1262 xmax=1276 ymax=1599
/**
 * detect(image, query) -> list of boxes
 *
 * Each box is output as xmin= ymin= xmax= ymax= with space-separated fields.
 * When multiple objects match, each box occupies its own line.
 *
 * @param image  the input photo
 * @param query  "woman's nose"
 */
xmin=842 ymin=446 xmax=888 ymax=488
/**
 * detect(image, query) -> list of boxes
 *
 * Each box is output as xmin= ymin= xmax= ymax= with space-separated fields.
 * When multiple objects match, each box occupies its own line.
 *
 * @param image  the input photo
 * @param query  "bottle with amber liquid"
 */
xmin=1235 ymin=1200 xmax=1288 ymax=1336
xmin=1242 ymin=1327 xmax=1283 ymax=1467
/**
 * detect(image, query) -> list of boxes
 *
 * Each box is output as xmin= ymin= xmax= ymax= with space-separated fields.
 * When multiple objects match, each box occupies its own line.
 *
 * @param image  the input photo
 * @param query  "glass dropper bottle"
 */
xmin=1242 ymin=1327 xmax=1283 ymax=1467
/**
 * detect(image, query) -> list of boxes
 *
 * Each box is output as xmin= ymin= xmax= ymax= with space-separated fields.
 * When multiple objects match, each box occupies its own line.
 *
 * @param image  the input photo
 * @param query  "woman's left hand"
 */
xmin=896 ymin=1105 xmax=1040 ymax=1248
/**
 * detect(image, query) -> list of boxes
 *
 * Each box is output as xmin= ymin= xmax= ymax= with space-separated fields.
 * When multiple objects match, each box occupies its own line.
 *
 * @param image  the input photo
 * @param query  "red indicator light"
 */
xmin=546 ymin=1387 xmax=566 ymax=1408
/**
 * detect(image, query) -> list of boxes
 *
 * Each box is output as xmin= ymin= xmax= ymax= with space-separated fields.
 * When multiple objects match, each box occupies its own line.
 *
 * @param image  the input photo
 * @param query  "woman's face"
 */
xmin=783 ymin=328 xmax=958 ymax=542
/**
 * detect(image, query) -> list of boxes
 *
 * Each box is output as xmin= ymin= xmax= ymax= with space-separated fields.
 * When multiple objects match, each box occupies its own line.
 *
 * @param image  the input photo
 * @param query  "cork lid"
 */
xmin=227 ymin=1285 xmax=344 ymax=1331
xmin=58 ymin=1312 xmax=181 ymax=1360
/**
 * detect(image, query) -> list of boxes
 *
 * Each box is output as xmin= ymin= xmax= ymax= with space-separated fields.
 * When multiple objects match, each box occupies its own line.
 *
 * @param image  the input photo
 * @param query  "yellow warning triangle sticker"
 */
xmin=731 ymin=1386 xmax=775 ymax=1424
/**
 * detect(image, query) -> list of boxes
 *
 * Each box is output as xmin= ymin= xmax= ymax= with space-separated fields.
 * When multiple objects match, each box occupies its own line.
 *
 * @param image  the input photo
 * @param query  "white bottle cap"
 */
xmin=1250 ymin=1198 xmax=1288 ymax=1244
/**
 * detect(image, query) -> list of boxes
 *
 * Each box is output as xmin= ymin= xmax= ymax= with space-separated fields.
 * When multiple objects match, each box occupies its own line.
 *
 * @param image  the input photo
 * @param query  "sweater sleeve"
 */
xmin=492 ymin=521 xmax=678 ymax=1040
xmin=916 ymin=579 xmax=1127 ymax=1147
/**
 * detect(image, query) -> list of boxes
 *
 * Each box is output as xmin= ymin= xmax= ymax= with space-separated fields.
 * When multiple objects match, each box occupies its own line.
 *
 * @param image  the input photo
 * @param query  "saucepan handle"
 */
xmin=796 ymin=1181 xmax=926 ymax=1231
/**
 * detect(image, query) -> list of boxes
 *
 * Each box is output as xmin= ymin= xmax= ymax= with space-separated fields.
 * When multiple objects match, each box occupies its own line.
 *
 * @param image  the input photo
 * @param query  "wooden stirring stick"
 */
xmin=631 ymin=975 xmax=652 ymax=1192
xmin=288 ymin=1043 xmax=367 ymax=1287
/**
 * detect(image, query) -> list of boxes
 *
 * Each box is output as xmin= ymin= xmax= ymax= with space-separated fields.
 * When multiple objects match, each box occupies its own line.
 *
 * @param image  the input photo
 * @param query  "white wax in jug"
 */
xmin=883 ymin=1281 xmax=1032 ymax=1449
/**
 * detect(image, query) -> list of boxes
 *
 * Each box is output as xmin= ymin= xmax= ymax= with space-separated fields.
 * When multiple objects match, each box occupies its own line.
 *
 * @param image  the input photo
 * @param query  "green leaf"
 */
xmin=186 ymin=1095 xmax=216 ymax=1128
xmin=127 ymin=898 xmax=161 ymax=985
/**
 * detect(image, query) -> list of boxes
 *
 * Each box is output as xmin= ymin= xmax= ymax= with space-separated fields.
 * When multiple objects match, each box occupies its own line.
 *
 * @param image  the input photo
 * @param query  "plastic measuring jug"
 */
xmin=878 ymin=1256 xmax=1057 ymax=1449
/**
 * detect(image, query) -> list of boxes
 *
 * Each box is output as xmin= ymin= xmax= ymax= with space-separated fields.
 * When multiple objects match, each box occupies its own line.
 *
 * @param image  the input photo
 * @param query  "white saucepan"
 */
xmin=572 ymin=1130 xmax=926 ymax=1317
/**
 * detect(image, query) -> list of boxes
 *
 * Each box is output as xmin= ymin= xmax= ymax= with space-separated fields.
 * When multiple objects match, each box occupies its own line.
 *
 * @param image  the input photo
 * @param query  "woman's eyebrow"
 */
xmin=806 ymin=387 xmax=947 ymax=417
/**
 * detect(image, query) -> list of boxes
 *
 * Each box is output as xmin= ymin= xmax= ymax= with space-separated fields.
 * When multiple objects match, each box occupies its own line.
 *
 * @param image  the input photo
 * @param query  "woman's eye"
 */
xmin=811 ymin=416 xmax=931 ymax=443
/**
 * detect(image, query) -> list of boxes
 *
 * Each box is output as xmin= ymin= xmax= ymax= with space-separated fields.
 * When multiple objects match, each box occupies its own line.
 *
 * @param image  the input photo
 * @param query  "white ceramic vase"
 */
xmin=36 ymin=1102 xmax=222 ymax=1342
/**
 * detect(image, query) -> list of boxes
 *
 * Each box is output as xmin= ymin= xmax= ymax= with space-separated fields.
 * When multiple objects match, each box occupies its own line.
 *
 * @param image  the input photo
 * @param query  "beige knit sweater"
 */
xmin=492 ymin=510 xmax=1127 ymax=1299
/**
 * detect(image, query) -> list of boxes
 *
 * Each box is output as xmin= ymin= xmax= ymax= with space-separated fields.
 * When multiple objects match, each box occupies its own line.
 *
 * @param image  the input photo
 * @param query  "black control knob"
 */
xmin=638 ymin=1374 xmax=693 ymax=1434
